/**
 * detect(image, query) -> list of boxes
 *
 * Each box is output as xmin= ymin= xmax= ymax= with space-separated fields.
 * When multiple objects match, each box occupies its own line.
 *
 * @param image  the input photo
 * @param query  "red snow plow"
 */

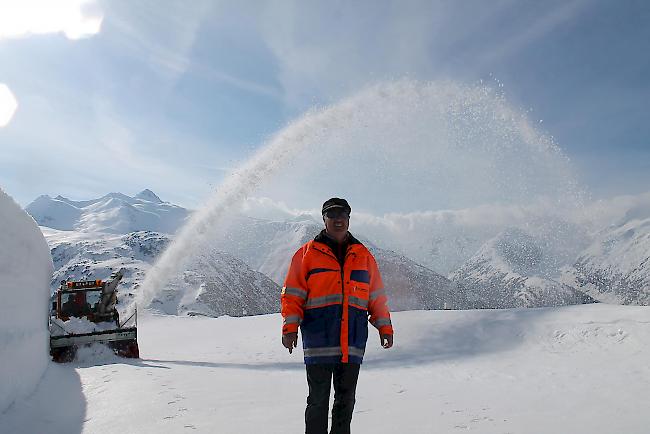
xmin=49 ymin=268 xmax=139 ymax=362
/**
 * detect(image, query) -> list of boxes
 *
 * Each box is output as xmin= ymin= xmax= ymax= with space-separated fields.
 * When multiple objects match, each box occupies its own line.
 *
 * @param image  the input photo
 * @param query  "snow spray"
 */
xmin=138 ymin=80 xmax=583 ymax=307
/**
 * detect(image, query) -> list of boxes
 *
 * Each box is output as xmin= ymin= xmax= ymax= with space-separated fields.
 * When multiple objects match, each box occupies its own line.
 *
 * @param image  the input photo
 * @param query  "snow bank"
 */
xmin=0 ymin=188 xmax=53 ymax=414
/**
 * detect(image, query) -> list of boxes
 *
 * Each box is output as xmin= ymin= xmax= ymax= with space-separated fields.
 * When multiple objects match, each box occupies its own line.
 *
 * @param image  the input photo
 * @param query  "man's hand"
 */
xmin=282 ymin=332 xmax=298 ymax=354
xmin=380 ymin=334 xmax=393 ymax=349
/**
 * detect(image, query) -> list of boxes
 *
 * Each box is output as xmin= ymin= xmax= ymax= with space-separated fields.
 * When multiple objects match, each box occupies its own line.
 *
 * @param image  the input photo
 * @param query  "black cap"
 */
xmin=322 ymin=198 xmax=351 ymax=215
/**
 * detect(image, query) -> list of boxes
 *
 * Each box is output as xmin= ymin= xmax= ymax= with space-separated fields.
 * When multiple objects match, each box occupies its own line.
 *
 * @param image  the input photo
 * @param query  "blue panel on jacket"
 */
xmin=350 ymin=269 xmax=370 ymax=284
xmin=348 ymin=306 xmax=369 ymax=349
xmin=301 ymin=304 xmax=342 ymax=349
xmin=306 ymin=267 xmax=338 ymax=280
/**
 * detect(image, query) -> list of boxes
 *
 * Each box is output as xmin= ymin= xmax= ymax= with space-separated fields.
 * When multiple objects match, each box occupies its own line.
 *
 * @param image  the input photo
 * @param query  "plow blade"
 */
xmin=50 ymin=327 xmax=139 ymax=362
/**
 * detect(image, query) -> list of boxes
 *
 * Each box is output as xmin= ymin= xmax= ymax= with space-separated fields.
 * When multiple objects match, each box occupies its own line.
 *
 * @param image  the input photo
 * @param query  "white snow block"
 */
xmin=0 ymin=188 xmax=53 ymax=414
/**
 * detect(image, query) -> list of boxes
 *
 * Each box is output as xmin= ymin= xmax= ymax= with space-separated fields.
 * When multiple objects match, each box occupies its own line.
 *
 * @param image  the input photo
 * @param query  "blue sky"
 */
xmin=0 ymin=0 xmax=648 ymax=209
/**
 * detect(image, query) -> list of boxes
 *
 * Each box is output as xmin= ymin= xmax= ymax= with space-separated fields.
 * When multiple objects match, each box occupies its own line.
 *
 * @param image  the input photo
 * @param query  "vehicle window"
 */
xmin=86 ymin=291 xmax=102 ymax=308
xmin=61 ymin=293 xmax=76 ymax=305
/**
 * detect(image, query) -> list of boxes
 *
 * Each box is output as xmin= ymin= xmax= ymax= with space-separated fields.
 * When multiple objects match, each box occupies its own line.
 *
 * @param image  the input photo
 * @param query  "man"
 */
xmin=62 ymin=292 xmax=91 ymax=318
xmin=281 ymin=197 xmax=394 ymax=434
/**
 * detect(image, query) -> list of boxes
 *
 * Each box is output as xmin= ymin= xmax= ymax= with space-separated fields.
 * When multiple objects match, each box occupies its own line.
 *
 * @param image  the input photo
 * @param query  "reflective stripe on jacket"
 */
xmin=281 ymin=232 xmax=393 ymax=364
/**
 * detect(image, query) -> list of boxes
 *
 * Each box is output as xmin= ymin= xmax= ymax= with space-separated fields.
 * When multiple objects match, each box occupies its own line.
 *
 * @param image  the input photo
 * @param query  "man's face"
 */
xmin=323 ymin=208 xmax=350 ymax=237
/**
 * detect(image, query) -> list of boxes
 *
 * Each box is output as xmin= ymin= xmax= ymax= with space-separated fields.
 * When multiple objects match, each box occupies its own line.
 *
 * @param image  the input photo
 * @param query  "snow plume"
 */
xmin=251 ymin=80 xmax=583 ymax=214
xmin=138 ymin=95 xmax=368 ymax=308
xmin=0 ymin=188 xmax=53 ymax=414
xmin=140 ymin=80 xmax=583 ymax=308
xmin=236 ymin=197 xmax=591 ymax=276
xmin=350 ymin=200 xmax=593 ymax=275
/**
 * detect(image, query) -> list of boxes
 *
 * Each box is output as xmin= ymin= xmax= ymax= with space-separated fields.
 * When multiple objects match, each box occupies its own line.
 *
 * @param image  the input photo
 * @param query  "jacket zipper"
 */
xmin=314 ymin=245 xmax=352 ymax=316
xmin=314 ymin=244 xmax=354 ymax=362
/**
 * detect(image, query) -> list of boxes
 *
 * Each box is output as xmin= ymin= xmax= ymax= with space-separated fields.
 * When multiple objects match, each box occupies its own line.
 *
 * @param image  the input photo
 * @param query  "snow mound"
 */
xmin=50 ymin=316 xmax=119 ymax=336
xmin=73 ymin=343 xmax=120 ymax=364
xmin=0 ymin=188 xmax=53 ymax=414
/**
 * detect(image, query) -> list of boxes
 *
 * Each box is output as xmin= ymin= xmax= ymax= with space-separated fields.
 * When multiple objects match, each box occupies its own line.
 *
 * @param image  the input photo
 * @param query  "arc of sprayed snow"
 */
xmin=137 ymin=99 xmax=360 ymax=308
xmin=134 ymin=78 xmax=583 ymax=314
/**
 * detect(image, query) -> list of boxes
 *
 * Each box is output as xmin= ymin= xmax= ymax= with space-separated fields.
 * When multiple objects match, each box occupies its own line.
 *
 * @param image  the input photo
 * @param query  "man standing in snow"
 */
xmin=281 ymin=197 xmax=394 ymax=434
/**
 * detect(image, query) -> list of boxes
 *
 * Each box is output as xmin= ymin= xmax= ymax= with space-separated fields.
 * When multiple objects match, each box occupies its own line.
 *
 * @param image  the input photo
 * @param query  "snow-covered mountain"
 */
xmin=219 ymin=216 xmax=461 ymax=310
xmin=562 ymin=202 xmax=650 ymax=305
xmin=149 ymin=249 xmax=280 ymax=317
xmin=451 ymin=227 xmax=596 ymax=308
xmin=26 ymin=189 xmax=189 ymax=234
xmin=369 ymin=246 xmax=463 ymax=310
xmin=218 ymin=216 xmax=322 ymax=285
xmin=33 ymin=189 xmax=650 ymax=313
xmin=43 ymin=227 xmax=280 ymax=318
xmin=44 ymin=228 xmax=168 ymax=296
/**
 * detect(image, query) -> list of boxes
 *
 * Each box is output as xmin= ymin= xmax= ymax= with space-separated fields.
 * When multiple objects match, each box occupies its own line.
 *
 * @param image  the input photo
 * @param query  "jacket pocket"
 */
xmin=301 ymin=310 xmax=327 ymax=347
xmin=302 ymin=305 xmax=341 ymax=348
xmin=348 ymin=307 xmax=368 ymax=348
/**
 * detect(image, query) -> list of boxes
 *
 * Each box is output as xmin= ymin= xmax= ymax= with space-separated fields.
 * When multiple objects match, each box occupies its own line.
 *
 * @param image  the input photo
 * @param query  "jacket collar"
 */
xmin=312 ymin=230 xmax=363 ymax=265
xmin=314 ymin=229 xmax=362 ymax=248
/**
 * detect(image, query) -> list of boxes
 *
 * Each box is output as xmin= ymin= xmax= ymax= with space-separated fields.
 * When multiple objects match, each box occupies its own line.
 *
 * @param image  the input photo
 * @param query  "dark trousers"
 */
xmin=305 ymin=363 xmax=361 ymax=434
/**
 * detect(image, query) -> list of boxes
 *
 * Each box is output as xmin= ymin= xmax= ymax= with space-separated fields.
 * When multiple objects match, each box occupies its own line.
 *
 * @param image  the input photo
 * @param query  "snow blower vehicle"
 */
xmin=49 ymin=268 xmax=139 ymax=362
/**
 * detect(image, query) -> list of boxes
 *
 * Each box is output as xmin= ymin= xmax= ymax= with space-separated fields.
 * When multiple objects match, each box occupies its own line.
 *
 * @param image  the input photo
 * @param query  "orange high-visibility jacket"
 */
xmin=281 ymin=231 xmax=393 ymax=364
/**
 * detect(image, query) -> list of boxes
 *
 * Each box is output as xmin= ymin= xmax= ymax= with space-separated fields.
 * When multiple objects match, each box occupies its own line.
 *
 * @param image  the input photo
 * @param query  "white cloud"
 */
xmin=0 ymin=84 xmax=18 ymax=127
xmin=240 ymin=196 xmax=319 ymax=222
xmin=472 ymin=0 xmax=589 ymax=69
xmin=105 ymin=1 xmax=210 ymax=82
xmin=254 ymin=1 xmax=593 ymax=111
xmin=239 ymin=191 xmax=650 ymax=275
xmin=0 ymin=0 xmax=103 ymax=40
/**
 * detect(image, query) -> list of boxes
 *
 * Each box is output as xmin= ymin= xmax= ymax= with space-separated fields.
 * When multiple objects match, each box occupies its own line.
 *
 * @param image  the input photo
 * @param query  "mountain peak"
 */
xmin=135 ymin=189 xmax=162 ymax=203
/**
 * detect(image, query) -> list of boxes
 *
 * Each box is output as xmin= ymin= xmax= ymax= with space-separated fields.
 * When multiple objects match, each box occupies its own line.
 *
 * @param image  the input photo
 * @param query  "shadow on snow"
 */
xmin=0 ymin=362 xmax=86 ymax=434
xmin=363 ymin=307 xmax=553 ymax=369
xmin=135 ymin=358 xmax=305 ymax=371
xmin=139 ymin=308 xmax=555 ymax=372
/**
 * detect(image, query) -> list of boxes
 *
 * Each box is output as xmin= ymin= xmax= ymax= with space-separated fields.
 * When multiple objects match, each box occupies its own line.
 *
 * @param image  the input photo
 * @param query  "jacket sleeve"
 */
xmin=281 ymin=246 xmax=309 ymax=335
xmin=367 ymin=253 xmax=393 ymax=336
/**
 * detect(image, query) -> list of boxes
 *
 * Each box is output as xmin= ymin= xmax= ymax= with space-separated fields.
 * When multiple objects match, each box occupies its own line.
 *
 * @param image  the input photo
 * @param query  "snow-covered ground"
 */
xmin=2 ymin=304 xmax=649 ymax=434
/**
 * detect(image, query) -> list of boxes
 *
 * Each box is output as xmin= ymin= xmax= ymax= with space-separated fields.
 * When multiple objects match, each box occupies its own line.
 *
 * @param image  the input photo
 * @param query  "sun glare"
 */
xmin=0 ymin=0 xmax=103 ymax=40
xmin=0 ymin=84 xmax=18 ymax=128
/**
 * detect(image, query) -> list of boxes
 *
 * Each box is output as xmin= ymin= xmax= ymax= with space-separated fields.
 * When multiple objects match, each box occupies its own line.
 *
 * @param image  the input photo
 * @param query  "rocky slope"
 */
xmin=562 ymin=202 xmax=650 ymax=305
xmin=220 ymin=216 xmax=461 ymax=310
xmin=451 ymin=228 xmax=596 ymax=308
xmin=369 ymin=246 xmax=463 ymax=310
xmin=43 ymin=228 xmax=280 ymax=317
